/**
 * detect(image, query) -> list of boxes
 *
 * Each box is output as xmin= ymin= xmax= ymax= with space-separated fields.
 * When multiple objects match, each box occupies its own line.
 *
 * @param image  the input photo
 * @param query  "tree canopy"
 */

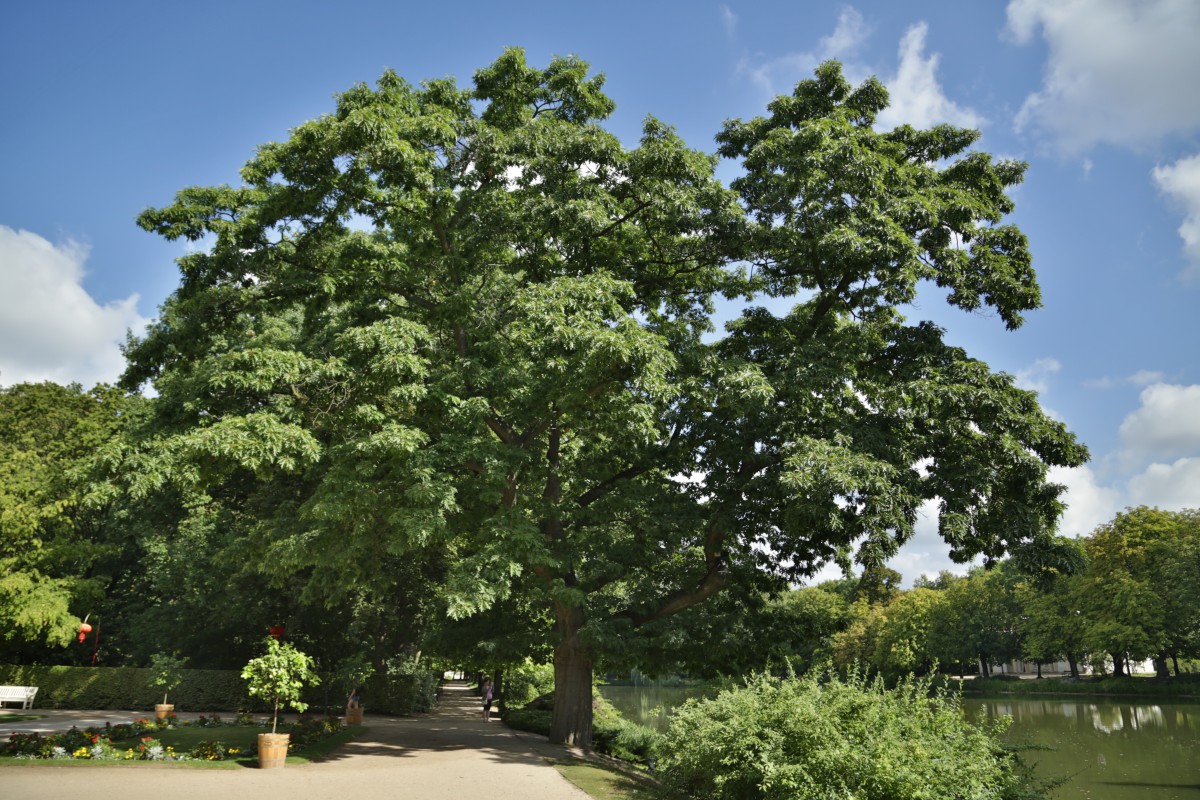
xmin=0 ymin=382 xmax=138 ymax=651
xmin=118 ymin=48 xmax=1086 ymax=745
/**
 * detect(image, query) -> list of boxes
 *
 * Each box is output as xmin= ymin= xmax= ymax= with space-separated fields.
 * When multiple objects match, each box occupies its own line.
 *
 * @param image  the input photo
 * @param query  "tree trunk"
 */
xmin=1172 ymin=652 xmax=1181 ymax=676
xmin=1067 ymin=653 xmax=1079 ymax=679
xmin=549 ymin=604 xmax=593 ymax=747
xmin=494 ymin=667 xmax=505 ymax=712
xmin=1110 ymin=652 xmax=1125 ymax=677
xmin=1036 ymin=660 xmax=1042 ymax=679
xmin=1154 ymin=652 xmax=1170 ymax=680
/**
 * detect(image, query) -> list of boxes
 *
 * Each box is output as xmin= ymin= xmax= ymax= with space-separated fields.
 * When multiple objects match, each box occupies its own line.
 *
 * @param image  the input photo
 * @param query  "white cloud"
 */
xmin=1047 ymin=464 xmax=1122 ymax=538
xmin=874 ymin=23 xmax=985 ymax=132
xmin=1117 ymin=383 xmax=1200 ymax=464
xmin=740 ymin=12 xmax=980 ymax=135
xmin=881 ymin=380 xmax=1200 ymax=584
xmin=719 ymin=5 xmax=737 ymax=38
xmin=1084 ymin=369 xmax=1166 ymax=389
xmin=0 ymin=226 xmax=147 ymax=388
xmin=743 ymin=7 xmax=868 ymax=95
xmin=1153 ymin=152 xmax=1200 ymax=283
xmin=1007 ymin=0 xmax=1200 ymax=153
xmin=1127 ymin=457 xmax=1200 ymax=509
xmin=1014 ymin=357 xmax=1061 ymax=394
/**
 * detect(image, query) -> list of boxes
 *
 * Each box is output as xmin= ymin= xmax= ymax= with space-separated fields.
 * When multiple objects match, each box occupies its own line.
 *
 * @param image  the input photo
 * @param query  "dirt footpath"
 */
xmin=0 ymin=682 xmax=592 ymax=800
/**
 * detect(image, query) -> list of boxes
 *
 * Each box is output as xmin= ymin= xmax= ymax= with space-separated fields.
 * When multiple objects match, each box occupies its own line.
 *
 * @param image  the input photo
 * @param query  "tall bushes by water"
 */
xmin=657 ymin=670 xmax=1043 ymax=800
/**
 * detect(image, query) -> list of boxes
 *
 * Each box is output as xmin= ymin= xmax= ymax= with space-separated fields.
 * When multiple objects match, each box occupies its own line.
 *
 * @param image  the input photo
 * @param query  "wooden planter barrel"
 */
xmin=154 ymin=703 xmax=174 ymax=721
xmin=257 ymin=732 xmax=290 ymax=769
xmin=345 ymin=706 xmax=363 ymax=725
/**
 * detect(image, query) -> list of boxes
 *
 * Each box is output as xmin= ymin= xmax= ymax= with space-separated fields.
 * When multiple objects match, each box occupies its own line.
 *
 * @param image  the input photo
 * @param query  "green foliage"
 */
xmin=119 ymin=49 xmax=1086 ymax=747
xmin=591 ymin=696 xmax=663 ymax=765
xmin=149 ymin=652 xmax=187 ymax=704
xmin=1074 ymin=506 xmax=1200 ymax=670
xmin=0 ymin=382 xmax=140 ymax=650
xmin=502 ymin=659 xmax=555 ymax=706
xmin=657 ymin=670 xmax=1040 ymax=800
xmin=362 ymin=657 xmax=439 ymax=715
xmin=241 ymin=638 xmax=319 ymax=733
xmin=503 ymin=707 xmax=552 ymax=737
xmin=964 ymin=672 xmax=1200 ymax=697
xmin=0 ymin=663 xmax=247 ymax=709
xmin=328 ymin=652 xmax=374 ymax=704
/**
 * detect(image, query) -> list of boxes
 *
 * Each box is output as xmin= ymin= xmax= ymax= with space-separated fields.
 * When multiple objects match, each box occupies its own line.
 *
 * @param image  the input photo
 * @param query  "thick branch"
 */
xmin=574 ymin=420 xmax=682 ymax=508
xmin=621 ymin=557 xmax=730 ymax=628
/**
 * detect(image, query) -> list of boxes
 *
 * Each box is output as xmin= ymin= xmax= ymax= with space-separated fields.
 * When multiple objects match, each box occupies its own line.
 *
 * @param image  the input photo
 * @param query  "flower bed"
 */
xmin=1 ymin=713 xmax=344 ymax=762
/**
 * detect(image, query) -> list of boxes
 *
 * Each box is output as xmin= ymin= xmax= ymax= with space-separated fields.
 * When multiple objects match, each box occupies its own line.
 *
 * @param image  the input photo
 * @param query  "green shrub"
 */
xmin=502 ymin=707 xmax=553 ymax=736
xmin=964 ymin=674 xmax=1200 ymax=698
xmin=363 ymin=658 xmax=439 ymax=715
xmin=592 ymin=695 xmax=662 ymax=765
xmin=500 ymin=692 xmax=662 ymax=765
xmin=502 ymin=660 xmax=555 ymax=707
xmin=0 ymin=664 xmax=248 ymax=710
xmin=657 ymin=670 xmax=1043 ymax=800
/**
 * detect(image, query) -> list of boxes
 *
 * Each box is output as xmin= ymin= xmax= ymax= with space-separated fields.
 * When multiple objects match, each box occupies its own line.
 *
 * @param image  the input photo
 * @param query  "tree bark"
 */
xmin=549 ymin=603 xmax=593 ymax=747
xmin=1110 ymin=651 xmax=1125 ymax=677
xmin=1067 ymin=653 xmax=1079 ymax=679
xmin=1154 ymin=652 xmax=1170 ymax=680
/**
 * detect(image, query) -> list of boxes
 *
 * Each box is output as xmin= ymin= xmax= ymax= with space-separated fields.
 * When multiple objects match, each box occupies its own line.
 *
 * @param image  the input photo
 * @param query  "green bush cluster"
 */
xmin=363 ymin=660 xmax=439 ymax=715
xmin=657 ymin=670 xmax=1042 ymax=800
xmin=592 ymin=695 xmax=662 ymax=765
xmin=965 ymin=673 xmax=1200 ymax=698
xmin=502 ymin=692 xmax=662 ymax=765
xmin=0 ymin=664 xmax=247 ymax=710
xmin=502 ymin=660 xmax=555 ymax=707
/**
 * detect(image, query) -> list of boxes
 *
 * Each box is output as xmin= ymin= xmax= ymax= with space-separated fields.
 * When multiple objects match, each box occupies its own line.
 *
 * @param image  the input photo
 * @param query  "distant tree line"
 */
xmin=696 ymin=506 xmax=1199 ymax=681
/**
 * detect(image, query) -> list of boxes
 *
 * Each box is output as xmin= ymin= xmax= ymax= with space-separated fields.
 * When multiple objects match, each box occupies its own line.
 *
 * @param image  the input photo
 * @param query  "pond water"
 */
xmin=963 ymin=696 xmax=1200 ymax=800
xmin=599 ymin=685 xmax=1200 ymax=800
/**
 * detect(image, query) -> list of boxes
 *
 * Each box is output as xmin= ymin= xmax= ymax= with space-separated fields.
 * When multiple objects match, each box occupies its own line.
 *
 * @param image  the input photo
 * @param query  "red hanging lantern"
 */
xmin=78 ymin=622 xmax=93 ymax=643
xmin=268 ymin=625 xmax=285 ymax=641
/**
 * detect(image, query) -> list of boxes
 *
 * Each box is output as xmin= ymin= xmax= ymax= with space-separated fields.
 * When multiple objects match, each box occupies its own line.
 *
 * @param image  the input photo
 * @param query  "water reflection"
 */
xmin=967 ymin=696 xmax=1196 ymax=735
xmin=962 ymin=697 xmax=1200 ymax=800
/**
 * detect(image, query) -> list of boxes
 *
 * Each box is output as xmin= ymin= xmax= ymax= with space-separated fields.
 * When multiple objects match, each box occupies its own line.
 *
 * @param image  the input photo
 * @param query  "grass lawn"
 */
xmin=0 ymin=715 xmax=40 ymax=724
xmin=551 ymin=758 xmax=662 ymax=800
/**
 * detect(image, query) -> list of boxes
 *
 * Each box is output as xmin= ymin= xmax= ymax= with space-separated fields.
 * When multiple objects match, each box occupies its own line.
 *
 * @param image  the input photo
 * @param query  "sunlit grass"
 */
xmin=551 ymin=758 xmax=662 ymax=799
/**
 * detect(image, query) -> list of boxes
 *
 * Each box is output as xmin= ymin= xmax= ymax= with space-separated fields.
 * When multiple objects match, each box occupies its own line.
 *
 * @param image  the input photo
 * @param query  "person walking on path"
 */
xmin=481 ymin=676 xmax=495 ymax=722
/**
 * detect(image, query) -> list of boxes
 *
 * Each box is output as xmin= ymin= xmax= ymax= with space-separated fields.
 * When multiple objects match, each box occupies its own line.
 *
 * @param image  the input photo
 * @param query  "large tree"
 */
xmin=120 ymin=50 xmax=1085 ymax=745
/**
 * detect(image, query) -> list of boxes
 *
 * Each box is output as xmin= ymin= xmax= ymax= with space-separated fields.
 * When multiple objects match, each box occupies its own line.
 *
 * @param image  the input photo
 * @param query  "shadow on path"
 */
xmin=0 ymin=680 xmax=591 ymax=800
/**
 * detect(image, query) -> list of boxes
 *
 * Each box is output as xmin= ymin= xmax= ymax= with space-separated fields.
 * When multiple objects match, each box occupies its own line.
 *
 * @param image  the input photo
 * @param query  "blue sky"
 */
xmin=2 ymin=1 xmax=1197 ymax=583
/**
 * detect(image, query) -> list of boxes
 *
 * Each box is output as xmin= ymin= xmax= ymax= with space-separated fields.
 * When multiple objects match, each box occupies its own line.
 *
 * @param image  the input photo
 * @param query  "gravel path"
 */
xmin=0 ymin=681 xmax=592 ymax=800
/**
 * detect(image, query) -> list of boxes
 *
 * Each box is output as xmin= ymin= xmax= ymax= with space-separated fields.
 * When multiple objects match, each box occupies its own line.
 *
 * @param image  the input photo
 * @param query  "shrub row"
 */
xmin=502 ymin=694 xmax=663 ymax=766
xmin=1 ymin=658 xmax=446 ymax=715
xmin=363 ymin=663 xmax=439 ymax=715
xmin=962 ymin=673 xmax=1200 ymax=698
xmin=0 ymin=664 xmax=247 ymax=710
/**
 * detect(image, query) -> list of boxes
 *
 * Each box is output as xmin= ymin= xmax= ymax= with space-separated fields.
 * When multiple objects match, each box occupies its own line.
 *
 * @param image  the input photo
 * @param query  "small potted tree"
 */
xmin=242 ymin=638 xmax=320 ymax=769
xmin=333 ymin=652 xmax=374 ymax=726
xmin=149 ymin=653 xmax=186 ymax=721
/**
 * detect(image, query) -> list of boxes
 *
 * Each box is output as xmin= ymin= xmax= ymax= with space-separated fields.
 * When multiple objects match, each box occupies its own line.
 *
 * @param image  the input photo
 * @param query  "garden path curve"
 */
xmin=0 ymin=680 xmax=592 ymax=800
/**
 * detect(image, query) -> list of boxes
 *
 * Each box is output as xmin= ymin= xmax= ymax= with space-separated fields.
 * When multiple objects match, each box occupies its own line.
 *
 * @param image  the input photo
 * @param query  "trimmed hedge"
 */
xmin=364 ymin=663 xmax=439 ymax=716
xmin=1 ymin=660 xmax=444 ymax=714
xmin=0 ymin=664 xmax=248 ymax=710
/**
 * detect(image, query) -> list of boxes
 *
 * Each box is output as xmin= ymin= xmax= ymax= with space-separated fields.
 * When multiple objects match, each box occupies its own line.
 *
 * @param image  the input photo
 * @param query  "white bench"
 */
xmin=0 ymin=685 xmax=38 ymax=709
